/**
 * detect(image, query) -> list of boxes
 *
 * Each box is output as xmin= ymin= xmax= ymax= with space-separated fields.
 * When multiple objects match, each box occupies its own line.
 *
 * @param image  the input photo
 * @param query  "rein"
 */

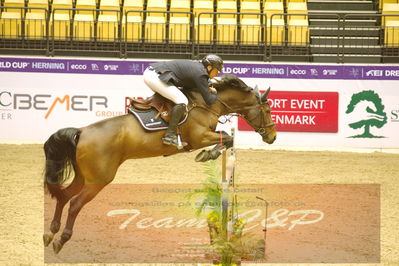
xmin=187 ymin=97 xmax=240 ymax=124
xmin=186 ymin=87 xmax=275 ymax=137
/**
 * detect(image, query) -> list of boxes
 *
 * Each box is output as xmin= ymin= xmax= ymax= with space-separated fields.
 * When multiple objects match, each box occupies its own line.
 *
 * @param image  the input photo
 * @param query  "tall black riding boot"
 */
xmin=162 ymin=103 xmax=188 ymax=147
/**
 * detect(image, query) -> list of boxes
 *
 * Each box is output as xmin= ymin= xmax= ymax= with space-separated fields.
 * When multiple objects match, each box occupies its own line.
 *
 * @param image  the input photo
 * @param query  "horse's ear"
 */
xmin=261 ymin=87 xmax=271 ymax=102
xmin=251 ymin=85 xmax=259 ymax=95
xmin=253 ymin=85 xmax=261 ymax=101
xmin=253 ymin=85 xmax=259 ymax=94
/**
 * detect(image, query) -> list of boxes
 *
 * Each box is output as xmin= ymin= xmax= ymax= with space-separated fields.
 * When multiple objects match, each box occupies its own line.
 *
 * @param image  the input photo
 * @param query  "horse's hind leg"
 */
xmin=43 ymin=175 xmax=84 ymax=247
xmin=52 ymin=182 xmax=109 ymax=254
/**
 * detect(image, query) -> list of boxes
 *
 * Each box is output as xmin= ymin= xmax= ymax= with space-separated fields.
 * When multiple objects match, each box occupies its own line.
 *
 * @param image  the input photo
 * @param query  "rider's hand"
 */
xmin=209 ymin=87 xmax=217 ymax=94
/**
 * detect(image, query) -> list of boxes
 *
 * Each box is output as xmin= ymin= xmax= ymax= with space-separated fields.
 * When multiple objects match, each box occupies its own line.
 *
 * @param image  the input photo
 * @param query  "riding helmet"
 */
xmin=202 ymin=54 xmax=224 ymax=72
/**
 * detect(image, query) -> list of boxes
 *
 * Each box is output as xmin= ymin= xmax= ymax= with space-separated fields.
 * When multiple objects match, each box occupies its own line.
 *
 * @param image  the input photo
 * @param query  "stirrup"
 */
xmin=162 ymin=134 xmax=187 ymax=149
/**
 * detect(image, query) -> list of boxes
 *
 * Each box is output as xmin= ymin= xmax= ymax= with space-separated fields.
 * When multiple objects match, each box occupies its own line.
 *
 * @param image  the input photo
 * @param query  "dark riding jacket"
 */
xmin=150 ymin=60 xmax=217 ymax=105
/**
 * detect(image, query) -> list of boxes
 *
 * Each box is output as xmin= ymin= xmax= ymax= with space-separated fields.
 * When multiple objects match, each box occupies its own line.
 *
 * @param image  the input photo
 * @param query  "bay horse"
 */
xmin=43 ymin=74 xmax=276 ymax=254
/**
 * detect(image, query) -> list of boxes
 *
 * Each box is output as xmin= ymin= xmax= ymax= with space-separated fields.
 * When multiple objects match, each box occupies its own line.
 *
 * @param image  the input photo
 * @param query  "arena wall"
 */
xmin=1 ymin=56 xmax=398 ymax=150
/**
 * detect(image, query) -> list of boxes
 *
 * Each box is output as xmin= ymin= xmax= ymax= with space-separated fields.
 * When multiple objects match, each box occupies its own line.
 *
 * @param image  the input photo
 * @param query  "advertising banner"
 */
xmin=238 ymin=91 xmax=339 ymax=133
xmin=1 ymin=56 xmax=398 ymax=148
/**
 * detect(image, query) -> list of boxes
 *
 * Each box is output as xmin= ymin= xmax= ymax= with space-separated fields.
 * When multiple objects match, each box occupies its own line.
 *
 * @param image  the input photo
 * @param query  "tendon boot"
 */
xmin=162 ymin=103 xmax=188 ymax=148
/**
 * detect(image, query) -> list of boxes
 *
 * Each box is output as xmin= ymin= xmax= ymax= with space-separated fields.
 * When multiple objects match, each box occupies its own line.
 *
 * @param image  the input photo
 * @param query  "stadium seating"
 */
xmin=193 ymin=0 xmax=213 ymax=17
xmin=266 ymin=18 xmax=285 ymax=45
xmin=382 ymin=3 xmax=399 ymax=25
xmin=379 ymin=0 xmax=398 ymax=11
xmin=50 ymin=13 xmax=70 ymax=39
xmin=27 ymin=0 xmax=49 ymax=13
xmin=97 ymin=14 xmax=118 ymax=41
xmin=383 ymin=3 xmax=399 ymax=47
xmin=3 ymin=0 xmax=25 ymax=16
xmin=123 ymin=0 xmax=144 ymax=17
xmin=73 ymin=14 xmax=94 ymax=40
xmin=121 ymin=0 xmax=143 ymax=41
xmin=287 ymin=2 xmax=308 ymax=22
xmin=241 ymin=17 xmax=261 ymax=45
xmin=3 ymin=0 xmax=25 ymax=9
xmin=217 ymin=17 xmax=237 ymax=44
xmin=146 ymin=0 xmax=167 ymax=17
xmin=25 ymin=11 xmax=46 ymax=39
xmin=100 ymin=0 xmax=120 ymax=15
xmin=144 ymin=15 xmax=165 ymax=42
xmin=384 ymin=21 xmax=399 ymax=47
xmin=169 ymin=15 xmax=190 ymax=43
xmin=195 ymin=16 xmax=213 ymax=43
xmin=288 ymin=18 xmax=309 ymax=45
xmin=263 ymin=0 xmax=284 ymax=3
xmin=121 ymin=14 xmax=142 ymax=41
xmin=264 ymin=1 xmax=284 ymax=21
xmin=217 ymin=1 xmax=237 ymax=18
xmin=52 ymin=0 xmax=73 ymax=14
xmin=240 ymin=1 xmax=261 ymax=19
xmin=170 ymin=0 xmax=191 ymax=16
xmin=0 ymin=11 xmax=21 ymax=38
xmin=75 ymin=0 xmax=96 ymax=16
xmin=193 ymin=0 xmax=213 ymax=43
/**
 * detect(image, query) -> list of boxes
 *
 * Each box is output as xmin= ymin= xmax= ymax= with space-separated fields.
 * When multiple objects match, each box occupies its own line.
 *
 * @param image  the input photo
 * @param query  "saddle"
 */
xmin=128 ymin=93 xmax=188 ymax=131
xmin=129 ymin=93 xmax=174 ymax=122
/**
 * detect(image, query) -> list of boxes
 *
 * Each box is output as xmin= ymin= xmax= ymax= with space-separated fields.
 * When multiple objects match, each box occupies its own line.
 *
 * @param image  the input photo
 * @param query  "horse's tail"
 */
xmin=43 ymin=127 xmax=81 ymax=199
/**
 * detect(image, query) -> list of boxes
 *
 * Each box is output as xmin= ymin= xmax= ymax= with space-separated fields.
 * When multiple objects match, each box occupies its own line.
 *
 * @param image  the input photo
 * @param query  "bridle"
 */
xmin=241 ymin=103 xmax=275 ymax=138
xmin=188 ymin=91 xmax=275 ymax=138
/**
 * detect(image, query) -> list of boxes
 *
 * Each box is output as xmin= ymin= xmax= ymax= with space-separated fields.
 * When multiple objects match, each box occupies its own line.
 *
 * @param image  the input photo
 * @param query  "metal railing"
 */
xmin=196 ymin=12 xmax=267 ymax=60
xmin=268 ymin=13 xmax=314 ymax=62
xmin=123 ymin=10 xmax=194 ymax=58
xmin=0 ymin=8 xmax=399 ymax=62
xmin=0 ymin=6 xmax=49 ymax=53
xmin=50 ymin=8 xmax=121 ymax=56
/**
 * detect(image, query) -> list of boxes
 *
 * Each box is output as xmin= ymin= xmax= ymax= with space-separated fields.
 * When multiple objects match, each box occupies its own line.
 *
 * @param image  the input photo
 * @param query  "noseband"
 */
xmin=216 ymin=95 xmax=275 ymax=138
xmin=241 ymin=104 xmax=275 ymax=138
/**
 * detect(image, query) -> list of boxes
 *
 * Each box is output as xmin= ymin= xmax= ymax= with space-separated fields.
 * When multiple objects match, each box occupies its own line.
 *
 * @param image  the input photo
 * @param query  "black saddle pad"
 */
xmin=128 ymin=106 xmax=188 ymax=131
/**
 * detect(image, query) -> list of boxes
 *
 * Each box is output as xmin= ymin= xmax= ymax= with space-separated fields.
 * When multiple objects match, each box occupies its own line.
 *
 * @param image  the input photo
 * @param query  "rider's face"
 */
xmin=207 ymin=66 xmax=219 ymax=79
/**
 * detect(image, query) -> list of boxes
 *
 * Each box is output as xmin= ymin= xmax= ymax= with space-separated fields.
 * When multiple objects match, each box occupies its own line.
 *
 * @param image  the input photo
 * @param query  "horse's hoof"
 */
xmin=53 ymin=240 xmax=63 ymax=254
xmin=195 ymin=150 xmax=210 ymax=162
xmin=43 ymin=233 xmax=54 ymax=247
xmin=209 ymin=149 xmax=222 ymax=160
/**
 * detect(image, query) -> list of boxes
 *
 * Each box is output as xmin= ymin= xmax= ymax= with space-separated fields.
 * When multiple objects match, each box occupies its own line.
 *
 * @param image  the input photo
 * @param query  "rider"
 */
xmin=143 ymin=54 xmax=224 ymax=147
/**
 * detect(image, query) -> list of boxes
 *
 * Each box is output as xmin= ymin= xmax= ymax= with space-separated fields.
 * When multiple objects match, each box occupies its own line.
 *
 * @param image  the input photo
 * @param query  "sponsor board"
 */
xmin=238 ymin=91 xmax=339 ymax=133
xmin=342 ymin=87 xmax=399 ymax=142
xmin=2 ymin=57 xmax=399 ymax=80
xmin=1 ymin=57 xmax=399 ymax=148
xmin=0 ymin=57 xmax=150 ymax=75
xmin=0 ymin=88 xmax=124 ymax=141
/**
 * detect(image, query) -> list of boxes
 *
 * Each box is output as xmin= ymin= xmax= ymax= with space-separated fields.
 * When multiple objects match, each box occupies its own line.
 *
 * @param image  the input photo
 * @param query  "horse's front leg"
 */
xmin=195 ymin=130 xmax=233 ymax=162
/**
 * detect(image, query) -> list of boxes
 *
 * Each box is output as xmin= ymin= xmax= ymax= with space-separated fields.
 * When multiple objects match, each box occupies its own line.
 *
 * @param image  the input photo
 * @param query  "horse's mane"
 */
xmin=183 ymin=74 xmax=254 ymax=105
xmin=213 ymin=75 xmax=252 ymax=92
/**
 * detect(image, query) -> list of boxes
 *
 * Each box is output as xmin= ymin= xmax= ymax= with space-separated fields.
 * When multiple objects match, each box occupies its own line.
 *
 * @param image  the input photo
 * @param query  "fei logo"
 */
xmin=345 ymin=90 xmax=387 ymax=138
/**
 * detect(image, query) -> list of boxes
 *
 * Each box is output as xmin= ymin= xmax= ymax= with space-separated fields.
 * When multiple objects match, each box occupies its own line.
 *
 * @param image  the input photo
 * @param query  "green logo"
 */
xmin=346 ymin=90 xmax=387 ymax=138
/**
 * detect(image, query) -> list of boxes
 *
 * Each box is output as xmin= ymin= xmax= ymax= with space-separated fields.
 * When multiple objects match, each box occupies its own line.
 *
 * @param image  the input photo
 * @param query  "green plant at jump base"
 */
xmin=187 ymin=161 xmax=264 ymax=265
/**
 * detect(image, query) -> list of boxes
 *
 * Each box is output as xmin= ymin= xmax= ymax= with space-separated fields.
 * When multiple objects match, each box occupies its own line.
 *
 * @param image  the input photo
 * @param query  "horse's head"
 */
xmin=213 ymin=75 xmax=277 ymax=144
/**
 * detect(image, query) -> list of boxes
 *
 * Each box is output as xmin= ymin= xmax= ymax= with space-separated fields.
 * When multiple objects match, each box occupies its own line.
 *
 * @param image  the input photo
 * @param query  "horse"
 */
xmin=43 ymin=74 xmax=277 ymax=254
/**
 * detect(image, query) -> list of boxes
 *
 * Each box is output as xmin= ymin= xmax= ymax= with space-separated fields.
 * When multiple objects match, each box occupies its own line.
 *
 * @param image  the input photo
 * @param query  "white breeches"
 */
xmin=143 ymin=67 xmax=189 ymax=105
